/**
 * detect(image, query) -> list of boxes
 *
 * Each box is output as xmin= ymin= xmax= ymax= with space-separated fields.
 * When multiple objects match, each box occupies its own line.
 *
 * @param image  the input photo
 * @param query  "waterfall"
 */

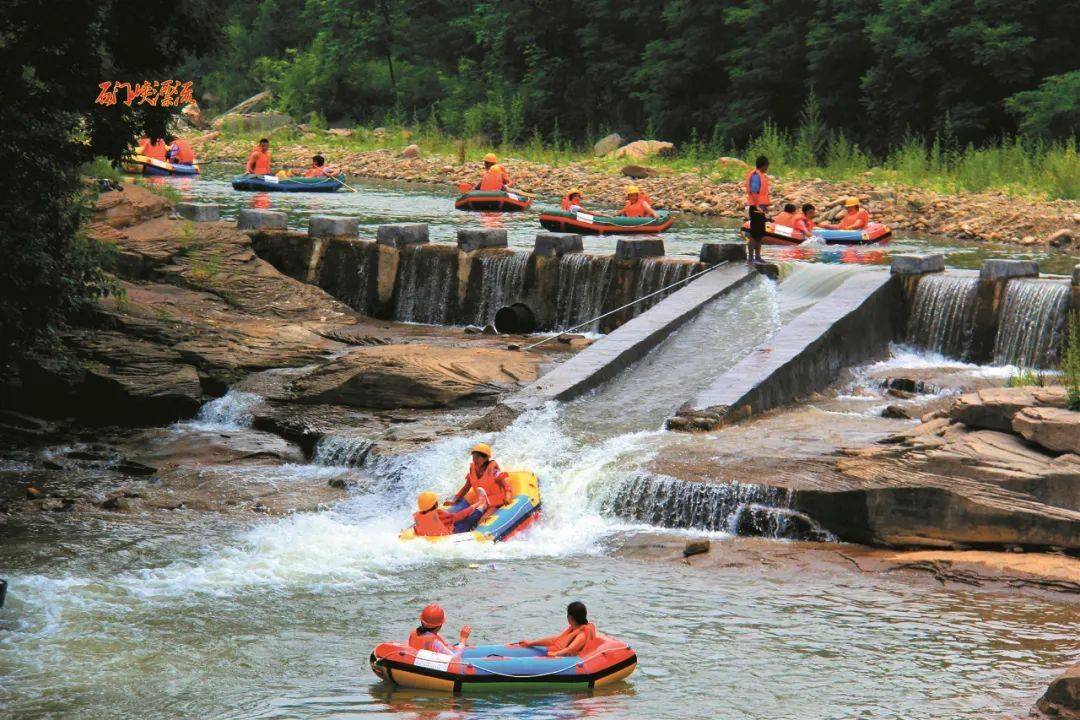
xmin=474 ymin=251 xmax=531 ymax=325
xmin=602 ymin=474 xmax=833 ymax=541
xmin=631 ymin=259 xmax=696 ymax=317
xmin=346 ymin=249 xmax=372 ymax=315
xmin=312 ymin=435 xmax=374 ymax=467
xmin=993 ymin=279 xmax=1070 ymax=368
xmin=906 ymin=275 xmax=978 ymax=359
xmin=393 ymin=246 xmax=458 ymax=325
xmin=554 ymin=253 xmax=613 ymax=331
xmin=188 ymin=391 xmax=262 ymax=430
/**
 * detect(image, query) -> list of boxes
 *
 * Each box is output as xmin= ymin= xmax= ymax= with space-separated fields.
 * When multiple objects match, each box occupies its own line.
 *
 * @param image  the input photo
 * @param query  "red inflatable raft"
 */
xmin=455 ymin=189 xmax=532 ymax=212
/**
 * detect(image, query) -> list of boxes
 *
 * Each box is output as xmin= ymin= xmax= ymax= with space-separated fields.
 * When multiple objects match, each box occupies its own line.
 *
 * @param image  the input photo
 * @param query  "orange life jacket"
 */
xmin=169 ymin=139 xmax=194 ymax=164
xmin=561 ymin=195 xmax=580 ymax=211
xmin=792 ymin=212 xmax=814 ymax=235
xmin=772 ymin=211 xmax=795 ymax=227
xmin=408 ymin=628 xmax=450 ymax=652
xmin=143 ymin=140 xmax=168 ymax=161
xmin=622 ymin=199 xmax=654 ymax=218
xmin=839 ymin=208 xmax=869 ymax=230
xmin=305 ymin=166 xmax=328 ymax=178
xmin=466 ymin=459 xmax=511 ymax=508
xmin=247 ymin=148 xmax=271 ymax=175
xmin=550 ymin=623 xmax=597 ymax=653
xmin=478 ymin=169 xmax=507 ymax=192
xmin=413 ymin=508 xmax=453 ymax=536
xmin=745 ymin=168 xmax=770 ymax=208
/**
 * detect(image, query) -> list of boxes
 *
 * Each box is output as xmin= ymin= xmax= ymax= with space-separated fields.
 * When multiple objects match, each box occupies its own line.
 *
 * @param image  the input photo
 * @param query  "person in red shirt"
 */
xmin=821 ymin=197 xmax=870 ymax=230
xmin=140 ymin=136 xmax=169 ymax=161
xmin=792 ymin=203 xmax=816 ymax=236
xmin=246 ymin=138 xmax=272 ymax=175
xmin=771 ymin=203 xmax=797 ymax=227
xmin=166 ymin=135 xmax=195 ymax=165
xmin=616 ymin=185 xmax=658 ymax=218
xmin=518 ymin=602 xmax=597 ymax=658
xmin=407 ymin=604 xmax=471 ymax=655
xmin=412 ymin=490 xmax=488 ymax=537
xmin=561 ymin=188 xmax=585 ymax=212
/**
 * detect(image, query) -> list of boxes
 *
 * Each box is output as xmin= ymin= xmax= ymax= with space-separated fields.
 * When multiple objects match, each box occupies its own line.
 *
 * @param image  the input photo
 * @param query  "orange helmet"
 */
xmin=420 ymin=604 xmax=445 ymax=629
xmin=483 ymin=153 xmax=498 ymax=164
xmin=417 ymin=491 xmax=439 ymax=512
xmin=471 ymin=443 xmax=493 ymax=458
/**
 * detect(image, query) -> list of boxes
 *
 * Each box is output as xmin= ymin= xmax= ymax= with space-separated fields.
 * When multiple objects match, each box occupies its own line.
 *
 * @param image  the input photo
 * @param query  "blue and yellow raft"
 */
xmin=399 ymin=470 xmax=541 ymax=543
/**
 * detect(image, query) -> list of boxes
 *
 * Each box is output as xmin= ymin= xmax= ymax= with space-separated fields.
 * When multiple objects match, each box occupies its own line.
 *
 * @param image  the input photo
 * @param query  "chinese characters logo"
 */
xmin=96 ymin=81 xmax=195 ymax=107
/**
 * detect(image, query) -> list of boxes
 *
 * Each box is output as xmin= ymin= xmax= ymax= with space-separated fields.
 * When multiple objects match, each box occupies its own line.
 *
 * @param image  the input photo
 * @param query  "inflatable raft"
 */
xmin=399 ymin=470 xmax=541 ymax=543
xmin=454 ymin=189 xmax=532 ymax=212
xmin=122 ymin=154 xmax=200 ymax=176
xmin=539 ymin=209 xmax=674 ymax=235
xmin=370 ymin=638 xmax=637 ymax=692
xmin=231 ymin=173 xmax=345 ymax=192
xmin=740 ymin=220 xmax=891 ymax=246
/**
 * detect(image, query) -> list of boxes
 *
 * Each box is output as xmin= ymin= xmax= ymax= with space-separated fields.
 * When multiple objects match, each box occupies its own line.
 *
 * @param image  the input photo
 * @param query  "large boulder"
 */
xmin=593 ymin=133 xmax=623 ymax=157
xmin=950 ymin=386 xmax=1067 ymax=431
xmin=608 ymin=140 xmax=676 ymax=161
xmin=1013 ymin=406 xmax=1080 ymax=454
xmin=289 ymin=344 xmax=540 ymax=409
xmin=219 ymin=90 xmax=272 ymax=117
xmin=1038 ymin=663 xmax=1080 ymax=718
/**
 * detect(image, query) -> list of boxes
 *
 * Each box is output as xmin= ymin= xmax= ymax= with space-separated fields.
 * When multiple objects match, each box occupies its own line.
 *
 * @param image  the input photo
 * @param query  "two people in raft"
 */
xmin=412 ymin=443 xmax=513 ymax=537
xmin=746 ymin=154 xmax=871 ymax=262
xmin=409 ymin=601 xmax=598 ymax=659
xmin=245 ymin=138 xmax=339 ymax=178
xmin=559 ymin=185 xmax=659 ymax=219
xmin=137 ymin=135 xmax=196 ymax=165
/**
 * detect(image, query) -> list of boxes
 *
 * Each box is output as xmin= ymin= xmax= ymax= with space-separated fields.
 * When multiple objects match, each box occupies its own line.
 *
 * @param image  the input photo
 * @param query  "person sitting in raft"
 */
xmin=821 ymin=197 xmax=869 ymax=230
xmin=792 ymin=203 xmax=816 ymax=236
xmin=246 ymin=138 xmax=272 ymax=175
xmin=772 ymin=203 xmax=797 ymax=227
xmin=408 ymin=604 xmax=471 ymax=655
xmin=616 ymin=185 xmax=658 ymax=219
xmin=304 ymin=154 xmax=335 ymax=178
xmin=447 ymin=443 xmax=513 ymax=526
xmin=561 ymin=188 xmax=585 ymax=212
xmin=518 ymin=601 xmax=597 ymax=658
xmin=140 ymin=136 xmax=169 ymax=161
xmin=165 ymin=135 xmax=195 ymax=165
xmin=412 ymin=490 xmax=489 ymax=537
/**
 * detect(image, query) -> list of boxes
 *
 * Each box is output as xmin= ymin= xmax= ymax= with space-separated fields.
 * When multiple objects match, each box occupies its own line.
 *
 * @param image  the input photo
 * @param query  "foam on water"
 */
xmin=181 ymin=391 xmax=263 ymax=431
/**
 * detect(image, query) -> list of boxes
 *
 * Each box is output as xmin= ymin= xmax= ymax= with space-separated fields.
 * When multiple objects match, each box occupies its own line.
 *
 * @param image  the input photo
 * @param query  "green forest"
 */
xmin=186 ymin=0 xmax=1080 ymax=149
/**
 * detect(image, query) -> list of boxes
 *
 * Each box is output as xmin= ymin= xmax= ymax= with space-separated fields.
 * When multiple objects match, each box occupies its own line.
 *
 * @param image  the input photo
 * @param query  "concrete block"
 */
xmin=700 ymin=242 xmax=746 ymax=264
xmin=979 ymin=259 xmax=1039 ymax=281
xmin=176 ymin=202 xmax=220 ymax=222
xmin=890 ymin=254 xmax=944 ymax=275
xmin=458 ymin=228 xmax=508 ymax=252
xmin=308 ymin=215 xmax=359 ymax=238
xmin=376 ymin=223 xmax=429 ymax=247
xmin=615 ymin=238 xmax=665 ymax=260
xmin=533 ymin=232 xmax=583 ymax=257
xmin=238 ymin=209 xmax=287 ymax=231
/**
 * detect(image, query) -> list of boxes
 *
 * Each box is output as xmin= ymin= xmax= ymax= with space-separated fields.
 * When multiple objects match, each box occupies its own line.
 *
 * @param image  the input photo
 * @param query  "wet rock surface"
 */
xmin=1038 ymin=663 xmax=1080 ymax=718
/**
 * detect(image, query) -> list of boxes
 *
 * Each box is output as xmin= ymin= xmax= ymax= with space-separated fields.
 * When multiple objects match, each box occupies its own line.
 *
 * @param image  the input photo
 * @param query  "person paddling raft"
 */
xmin=412 ymin=490 xmax=489 ymax=537
xmin=616 ymin=185 xmax=658 ymax=219
xmin=475 ymin=153 xmax=512 ymax=191
xmin=518 ymin=601 xmax=597 ymax=658
xmin=745 ymin=155 xmax=771 ymax=264
xmin=447 ymin=444 xmax=513 ymax=525
xmin=245 ymin=138 xmax=272 ymax=175
xmin=408 ymin=604 xmax=471 ymax=654
xmin=820 ymin=196 xmax=870 ymax=230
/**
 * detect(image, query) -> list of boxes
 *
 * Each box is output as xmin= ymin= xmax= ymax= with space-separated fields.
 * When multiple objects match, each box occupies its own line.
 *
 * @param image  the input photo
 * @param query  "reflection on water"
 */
xmin=139 ymin=167 xmax=1078 ymax=273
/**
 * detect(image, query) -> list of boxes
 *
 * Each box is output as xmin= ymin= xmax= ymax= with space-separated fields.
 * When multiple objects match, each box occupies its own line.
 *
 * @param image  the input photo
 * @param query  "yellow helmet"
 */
xmin=567 ymin=188 xmax=582 ymax=197
xmin=483 ymin=153 xmax=498 ymax=163
xmin=471 ymin=442 xmax=493 ymax=458
xmin=844 ymin=196 xmax=860 ymax=207
xmin=626 ymin=185 xmax=640 ymax=195
xmin=417 ymin=491 xmax=439 ymax=512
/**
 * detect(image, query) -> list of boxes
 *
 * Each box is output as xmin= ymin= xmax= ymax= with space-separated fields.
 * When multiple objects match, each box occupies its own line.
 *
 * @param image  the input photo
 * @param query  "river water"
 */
xmin=2 ymin=182 xmax=1078 ymax=718
xmin=152 ymin=167 xmax=1078 ymax=274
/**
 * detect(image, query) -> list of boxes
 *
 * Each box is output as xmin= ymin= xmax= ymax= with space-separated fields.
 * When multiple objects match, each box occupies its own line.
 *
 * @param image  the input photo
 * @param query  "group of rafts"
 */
xmin=376 ymin=442 xmax=638 ymax=692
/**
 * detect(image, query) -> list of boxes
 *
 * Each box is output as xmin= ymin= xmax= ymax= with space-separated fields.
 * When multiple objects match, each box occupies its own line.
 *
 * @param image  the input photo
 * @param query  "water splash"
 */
xmin=312 ymin=436 xmax=374 ymax=467
xmin=906 ymin=275 xmax=979 ymax=359
xmin=554 ymin=253 xmax=613 ymax=331
xmin=993 ymin=279 xmax=1070 ymax=369
xmin=185 ymin=391 xmax=263 ymax=431
xmin=630 ymin=258 xmax=696 ymax=317
xmin=473 ymin=251 xmax=530 ymax=325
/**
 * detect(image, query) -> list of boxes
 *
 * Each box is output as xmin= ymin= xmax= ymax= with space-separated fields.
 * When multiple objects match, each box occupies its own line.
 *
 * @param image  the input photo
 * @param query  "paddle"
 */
xmin=457 ymin=182 xmax=474 ymax=193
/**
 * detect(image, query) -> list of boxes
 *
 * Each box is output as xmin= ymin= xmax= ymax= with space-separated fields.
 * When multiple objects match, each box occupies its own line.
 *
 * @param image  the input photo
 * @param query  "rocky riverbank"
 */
xmin=190 ymin=131 xmax=1080 ymax=249
xmin=0 ymin=185 xmax=572 ymax=516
